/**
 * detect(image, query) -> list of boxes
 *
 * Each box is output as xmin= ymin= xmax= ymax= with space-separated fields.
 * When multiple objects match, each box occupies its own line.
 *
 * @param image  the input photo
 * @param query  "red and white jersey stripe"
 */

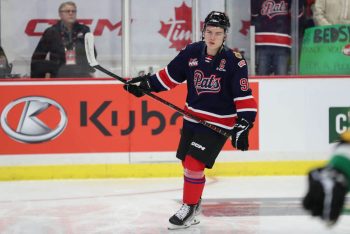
xmin=184 ymin=103 xmax=237 ymax=130
xmin=234 ymin=95 xmax=258 ymax=113
xmin=155 ymin=66 xmax=182 ymax=90
xmin=255 ymin=32 xmax=292 ymax=48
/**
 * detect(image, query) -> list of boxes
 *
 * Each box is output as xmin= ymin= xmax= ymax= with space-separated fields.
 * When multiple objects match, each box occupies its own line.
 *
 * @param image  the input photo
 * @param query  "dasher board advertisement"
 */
xmin=0 ymin=80 xmax=259 ymax=155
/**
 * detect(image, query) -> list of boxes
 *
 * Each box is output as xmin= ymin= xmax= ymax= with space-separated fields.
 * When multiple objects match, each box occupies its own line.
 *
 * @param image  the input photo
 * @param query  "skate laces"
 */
xmin=175 ymin=204 xmax=191 ymax=220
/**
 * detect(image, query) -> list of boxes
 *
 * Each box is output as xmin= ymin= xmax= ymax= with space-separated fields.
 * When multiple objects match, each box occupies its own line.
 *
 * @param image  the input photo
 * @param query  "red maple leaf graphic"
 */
xmin=159 ymin=19 xmax=173 ymax=38
xmin=239 ymin=20 xmax=251 ymax=36
xmin=158 ymin=2 xmax=193 ymax=51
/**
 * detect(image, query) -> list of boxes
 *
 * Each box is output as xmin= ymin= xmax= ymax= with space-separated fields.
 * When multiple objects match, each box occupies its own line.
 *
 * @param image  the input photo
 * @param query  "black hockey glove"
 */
xmin=123 ymin=74 xmax=152 ymax=98
xmin=303 ymin=167 xmax=348 ymax=225
xmin=231 ymin=118 xmax=253 ymax=151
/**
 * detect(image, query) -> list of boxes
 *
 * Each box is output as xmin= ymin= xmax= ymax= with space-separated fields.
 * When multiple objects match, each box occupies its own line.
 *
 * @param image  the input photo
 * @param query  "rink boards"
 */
xmin=0 ymin=77 xmax=349 ymax=180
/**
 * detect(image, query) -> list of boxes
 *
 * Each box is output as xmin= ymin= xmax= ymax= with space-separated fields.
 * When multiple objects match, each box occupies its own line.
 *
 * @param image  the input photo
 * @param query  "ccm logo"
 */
xmin=25 ymin=19 xmax=123 ymax=36
xmin=0 ymin=96 xmax=67 ymax=143
xmin=191 ymin=141 xmax=206 ymax=151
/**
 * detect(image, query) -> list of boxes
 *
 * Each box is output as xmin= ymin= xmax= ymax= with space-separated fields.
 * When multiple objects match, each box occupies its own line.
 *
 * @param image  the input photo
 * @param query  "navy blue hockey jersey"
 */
xmin=251 ymin=0 xmax=304 ymax=48
xmin=148 ymin=41 xmax=257 ymax=131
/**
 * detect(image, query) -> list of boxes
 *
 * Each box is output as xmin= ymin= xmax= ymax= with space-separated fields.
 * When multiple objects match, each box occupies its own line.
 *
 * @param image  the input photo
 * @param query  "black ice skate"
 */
xmin=168 ymin=202 xmax=200 ymax=230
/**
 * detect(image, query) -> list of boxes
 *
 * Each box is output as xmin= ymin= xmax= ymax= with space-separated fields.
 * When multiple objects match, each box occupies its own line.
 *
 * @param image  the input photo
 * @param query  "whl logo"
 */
xmin=329 ymin=107 xmax=350 ymax=143
xmin=159 ymin=2 xmax=193 ymax=51
xmin=189 ymin=58 xmax=198 ymax=67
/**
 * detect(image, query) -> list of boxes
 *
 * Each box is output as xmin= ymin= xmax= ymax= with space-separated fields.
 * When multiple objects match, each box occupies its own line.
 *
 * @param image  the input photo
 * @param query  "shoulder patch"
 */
xmin=233 ymin=51 xmax=243 ymax=59
xmin=238 ymin=60 xmax=246 ymax=68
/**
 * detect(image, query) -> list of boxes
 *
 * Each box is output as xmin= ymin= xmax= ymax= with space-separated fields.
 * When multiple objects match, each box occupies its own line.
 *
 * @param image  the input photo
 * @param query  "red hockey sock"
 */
xmin=182 ymin=155 xmax=206 ymax=205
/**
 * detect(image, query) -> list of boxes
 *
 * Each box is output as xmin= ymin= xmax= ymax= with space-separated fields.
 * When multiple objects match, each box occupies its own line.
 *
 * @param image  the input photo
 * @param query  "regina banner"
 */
xmin=300 ymin=24 xmax=350 ymax=75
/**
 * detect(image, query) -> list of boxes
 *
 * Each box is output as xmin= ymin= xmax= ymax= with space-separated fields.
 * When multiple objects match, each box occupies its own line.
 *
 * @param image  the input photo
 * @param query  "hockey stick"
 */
xmin=84 ymin=32 xmax=231 ymax=138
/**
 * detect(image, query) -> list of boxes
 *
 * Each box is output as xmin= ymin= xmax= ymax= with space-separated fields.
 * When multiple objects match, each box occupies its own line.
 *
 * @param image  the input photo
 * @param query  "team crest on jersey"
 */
xmin=189 ymin=58 xmax=198 ymax=67
xmin=261 ymin=0 xmax=288 ymax=19
xmin=216 ymin=59 xmax=226 ymax=72
xmin=193 ymin=70 xmax=221 ymax=95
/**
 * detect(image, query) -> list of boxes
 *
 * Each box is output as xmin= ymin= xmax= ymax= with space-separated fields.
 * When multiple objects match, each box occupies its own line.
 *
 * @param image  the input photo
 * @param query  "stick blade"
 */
xmin=84 ymin=32 xmax=99 ymax=67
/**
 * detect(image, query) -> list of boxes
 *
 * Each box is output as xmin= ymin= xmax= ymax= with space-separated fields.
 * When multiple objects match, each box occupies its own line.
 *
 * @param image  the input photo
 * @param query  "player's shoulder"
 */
xmin=181 ymin=41 xmax=205 ymax=53
xmin=223 ymin=47 xmax=247 ymax=69
xmin=223 ymin=46 xmax=244 ymax=60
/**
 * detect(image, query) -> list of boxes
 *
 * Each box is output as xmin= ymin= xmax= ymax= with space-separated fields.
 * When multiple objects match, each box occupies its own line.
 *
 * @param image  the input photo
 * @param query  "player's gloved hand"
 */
xmin=123 ymin=74 xmax=152 ymax=98
xmin=303 ymin=167 xmax=348 ymax=225
xmin=231 ymin=118 xmax=253 ymax=151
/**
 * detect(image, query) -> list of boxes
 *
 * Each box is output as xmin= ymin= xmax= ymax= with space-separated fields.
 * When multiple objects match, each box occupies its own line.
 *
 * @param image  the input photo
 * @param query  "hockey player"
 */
xmin=303 ymin=131 xmax=350 ymax=225
xmin=124 ymin=11 xmax=257 ymax=229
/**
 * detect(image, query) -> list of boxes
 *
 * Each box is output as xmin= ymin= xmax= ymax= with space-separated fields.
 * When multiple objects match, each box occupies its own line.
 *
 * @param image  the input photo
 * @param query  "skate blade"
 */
xmin=168 ymin=223 xmax=191 ymax=230
xmin=191 ymin=217 xmax=200 ymax=225
xmin=168 ymin=218 xmax=200 ymax=230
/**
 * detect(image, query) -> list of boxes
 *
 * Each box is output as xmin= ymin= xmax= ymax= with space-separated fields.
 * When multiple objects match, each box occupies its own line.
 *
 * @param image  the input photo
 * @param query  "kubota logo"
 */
xmin=25 ymin=19 xmax=123 ymax=36
xmin=0 ymin=96 xmax=67 ymax=143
